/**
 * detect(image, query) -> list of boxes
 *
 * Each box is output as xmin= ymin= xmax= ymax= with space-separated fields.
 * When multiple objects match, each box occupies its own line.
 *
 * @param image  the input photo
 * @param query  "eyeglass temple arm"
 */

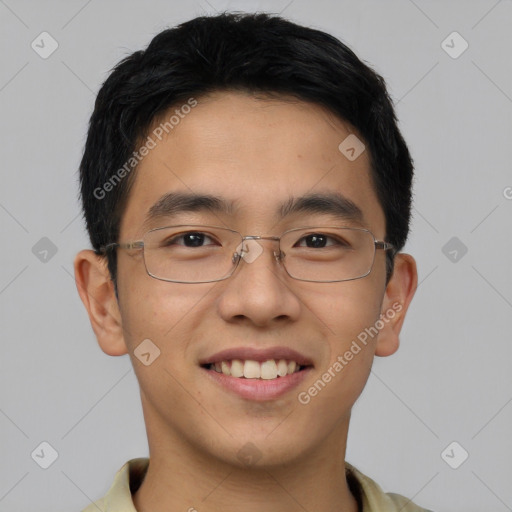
xmin=98 ymin=241 xmax=144 ymax=254
xmin=375 ymin=240 xmax=395 ymax=252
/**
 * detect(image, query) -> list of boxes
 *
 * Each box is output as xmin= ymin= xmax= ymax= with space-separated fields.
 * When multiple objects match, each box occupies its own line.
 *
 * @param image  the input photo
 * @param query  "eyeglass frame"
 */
xmin=99 ymin=224 xmax=396 ymax=284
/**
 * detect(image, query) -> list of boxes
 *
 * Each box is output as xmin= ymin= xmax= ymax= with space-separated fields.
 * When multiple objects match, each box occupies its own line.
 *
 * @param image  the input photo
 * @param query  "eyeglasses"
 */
xmin=100 ymin=224 xmax=395 ymax=284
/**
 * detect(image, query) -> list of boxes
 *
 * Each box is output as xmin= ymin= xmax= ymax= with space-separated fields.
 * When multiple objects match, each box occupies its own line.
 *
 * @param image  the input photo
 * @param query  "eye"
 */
xmin=295 ymin=233 xmax=349 ymax=249
xmin=164 ymin=231 xmax=218 ymax=248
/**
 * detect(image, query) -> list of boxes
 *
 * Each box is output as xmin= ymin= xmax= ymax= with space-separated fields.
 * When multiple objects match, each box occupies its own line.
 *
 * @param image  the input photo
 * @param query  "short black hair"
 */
xmin=79 ymin=12 xmax=414 ymax=292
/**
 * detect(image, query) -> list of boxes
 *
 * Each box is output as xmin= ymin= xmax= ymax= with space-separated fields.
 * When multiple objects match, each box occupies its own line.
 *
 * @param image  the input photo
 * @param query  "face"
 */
xmin=84 ymin=91 xmax=415 ymax=468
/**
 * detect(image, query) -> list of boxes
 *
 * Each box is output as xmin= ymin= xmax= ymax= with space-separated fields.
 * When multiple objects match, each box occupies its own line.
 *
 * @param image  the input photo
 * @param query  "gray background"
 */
xmin=1 ymin=0 xmax=511 ymax=511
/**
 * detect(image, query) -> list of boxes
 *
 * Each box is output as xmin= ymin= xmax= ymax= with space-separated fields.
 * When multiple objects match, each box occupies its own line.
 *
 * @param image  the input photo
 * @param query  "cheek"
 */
xmin=305 ymin=280 xmax=383 ymax=389
xmin=117 ymin=271 xmax=214 ymax=364
xmin=117 ymin=279 xmax=200 ymax=402
xmin=116 ymin=278 xmax=223 ymax=440
xmin=309 ymin=279 xmax=383 ymax=342
xmin=296 ymin=290 xmax=381 ymax=424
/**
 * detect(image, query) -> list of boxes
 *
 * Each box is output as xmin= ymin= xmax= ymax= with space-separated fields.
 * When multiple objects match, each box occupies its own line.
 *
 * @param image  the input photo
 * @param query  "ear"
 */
xmin=73 ymin=249 xmax=128 ymax=356
xmin=375 ymin=253 xmax=418 ymax=357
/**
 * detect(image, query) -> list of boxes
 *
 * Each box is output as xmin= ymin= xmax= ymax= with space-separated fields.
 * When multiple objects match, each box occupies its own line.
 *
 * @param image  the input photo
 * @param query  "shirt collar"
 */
xmin=93 ymin=458 xmax=420 ymax=512
xmin=103 ymin=458 xmax=148 ymax=512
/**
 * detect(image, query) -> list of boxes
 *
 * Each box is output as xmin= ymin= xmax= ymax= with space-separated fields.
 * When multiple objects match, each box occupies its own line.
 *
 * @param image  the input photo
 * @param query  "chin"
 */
xmin=196 ymin=424 xmax=319 ymax=470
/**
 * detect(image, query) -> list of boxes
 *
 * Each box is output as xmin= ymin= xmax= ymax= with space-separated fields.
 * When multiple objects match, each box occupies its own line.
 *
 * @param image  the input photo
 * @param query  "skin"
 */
xmin=74 ymin=91 xmax=417 ymax=512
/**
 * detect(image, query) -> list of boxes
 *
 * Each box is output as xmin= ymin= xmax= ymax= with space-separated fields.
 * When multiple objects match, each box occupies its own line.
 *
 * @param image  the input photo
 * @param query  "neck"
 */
xmin=133 ymin=414 xmax=359 ymax=512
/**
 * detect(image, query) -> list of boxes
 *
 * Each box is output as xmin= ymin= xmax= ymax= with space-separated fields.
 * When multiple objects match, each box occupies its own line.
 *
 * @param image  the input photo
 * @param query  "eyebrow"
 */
xmin=144 ymin=192 xmax=236 ymax=228
xmin=279 ymin=192 xmax=363 ymax=223
xmin=143 ymin=191 xmax=364 ymax=228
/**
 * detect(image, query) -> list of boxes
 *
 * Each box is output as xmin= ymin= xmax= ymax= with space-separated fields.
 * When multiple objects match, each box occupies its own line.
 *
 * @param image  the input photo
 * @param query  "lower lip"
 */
xmin=202 ymin=367 xmax=312 ymax=401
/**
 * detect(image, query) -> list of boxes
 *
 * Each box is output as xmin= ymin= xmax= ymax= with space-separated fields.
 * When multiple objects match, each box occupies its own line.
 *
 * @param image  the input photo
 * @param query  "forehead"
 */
xmin=120 ymin=91 xmax=385 ymax=237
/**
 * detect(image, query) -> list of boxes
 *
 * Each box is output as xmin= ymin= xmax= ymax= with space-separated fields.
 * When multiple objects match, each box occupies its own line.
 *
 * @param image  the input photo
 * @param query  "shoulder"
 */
xmin=345 ymin=462 xmax=434 ymax=512
xmin=78 ymin=458 xmax=149 ymax=512
xmin=386 ymin=492 xmax=434 ymax=512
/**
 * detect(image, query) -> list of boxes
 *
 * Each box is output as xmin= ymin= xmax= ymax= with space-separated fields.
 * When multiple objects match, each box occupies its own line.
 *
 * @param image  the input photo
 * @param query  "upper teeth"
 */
xmin=210 ymin=359 xmax=300 ymax=379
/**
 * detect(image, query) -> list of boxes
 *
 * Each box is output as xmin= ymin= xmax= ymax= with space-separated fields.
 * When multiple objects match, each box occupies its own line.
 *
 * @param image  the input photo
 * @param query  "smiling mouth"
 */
xmin=201 ymin=359 xmax=310 ymax=380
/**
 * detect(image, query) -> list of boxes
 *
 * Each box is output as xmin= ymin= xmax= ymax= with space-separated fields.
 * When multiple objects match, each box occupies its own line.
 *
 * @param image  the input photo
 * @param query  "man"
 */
xmin=74 ymin=12 xmax=429 ymax=512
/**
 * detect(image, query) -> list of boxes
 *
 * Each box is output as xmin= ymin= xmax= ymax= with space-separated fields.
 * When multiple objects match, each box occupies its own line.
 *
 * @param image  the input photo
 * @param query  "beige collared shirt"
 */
xmin=81 ymin=458 xmax=432 ymax=512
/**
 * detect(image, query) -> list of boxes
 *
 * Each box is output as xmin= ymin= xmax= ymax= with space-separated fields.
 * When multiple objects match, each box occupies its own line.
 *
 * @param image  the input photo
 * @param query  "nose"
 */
xmin=217 ymin=237 xmax=301 ymax=328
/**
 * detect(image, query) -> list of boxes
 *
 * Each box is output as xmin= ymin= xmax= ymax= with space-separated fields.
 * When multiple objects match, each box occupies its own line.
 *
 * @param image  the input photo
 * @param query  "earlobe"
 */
xmin=375 ymin=253 xmax=418 ymax=357
xmin=73 ymin=249 xmax=128 ymax=356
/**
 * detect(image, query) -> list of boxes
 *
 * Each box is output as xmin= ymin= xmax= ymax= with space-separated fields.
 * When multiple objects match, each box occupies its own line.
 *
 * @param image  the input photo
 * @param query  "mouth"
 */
xmin=201 ymin=359 xmax=309 ymax=379
xmin=199 ymin=347 xmax=314 ymax=401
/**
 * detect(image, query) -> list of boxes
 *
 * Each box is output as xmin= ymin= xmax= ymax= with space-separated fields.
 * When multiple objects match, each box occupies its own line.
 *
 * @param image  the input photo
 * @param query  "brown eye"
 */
xmin=295 ymin=233 xmax=348 ymax=249
xmin=164 ymin=232 xmax=217 ymax=247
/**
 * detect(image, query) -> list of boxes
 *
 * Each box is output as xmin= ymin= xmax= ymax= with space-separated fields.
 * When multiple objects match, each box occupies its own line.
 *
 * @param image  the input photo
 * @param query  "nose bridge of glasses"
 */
xmin=233 ymin=235 xmax=283 ymax=264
